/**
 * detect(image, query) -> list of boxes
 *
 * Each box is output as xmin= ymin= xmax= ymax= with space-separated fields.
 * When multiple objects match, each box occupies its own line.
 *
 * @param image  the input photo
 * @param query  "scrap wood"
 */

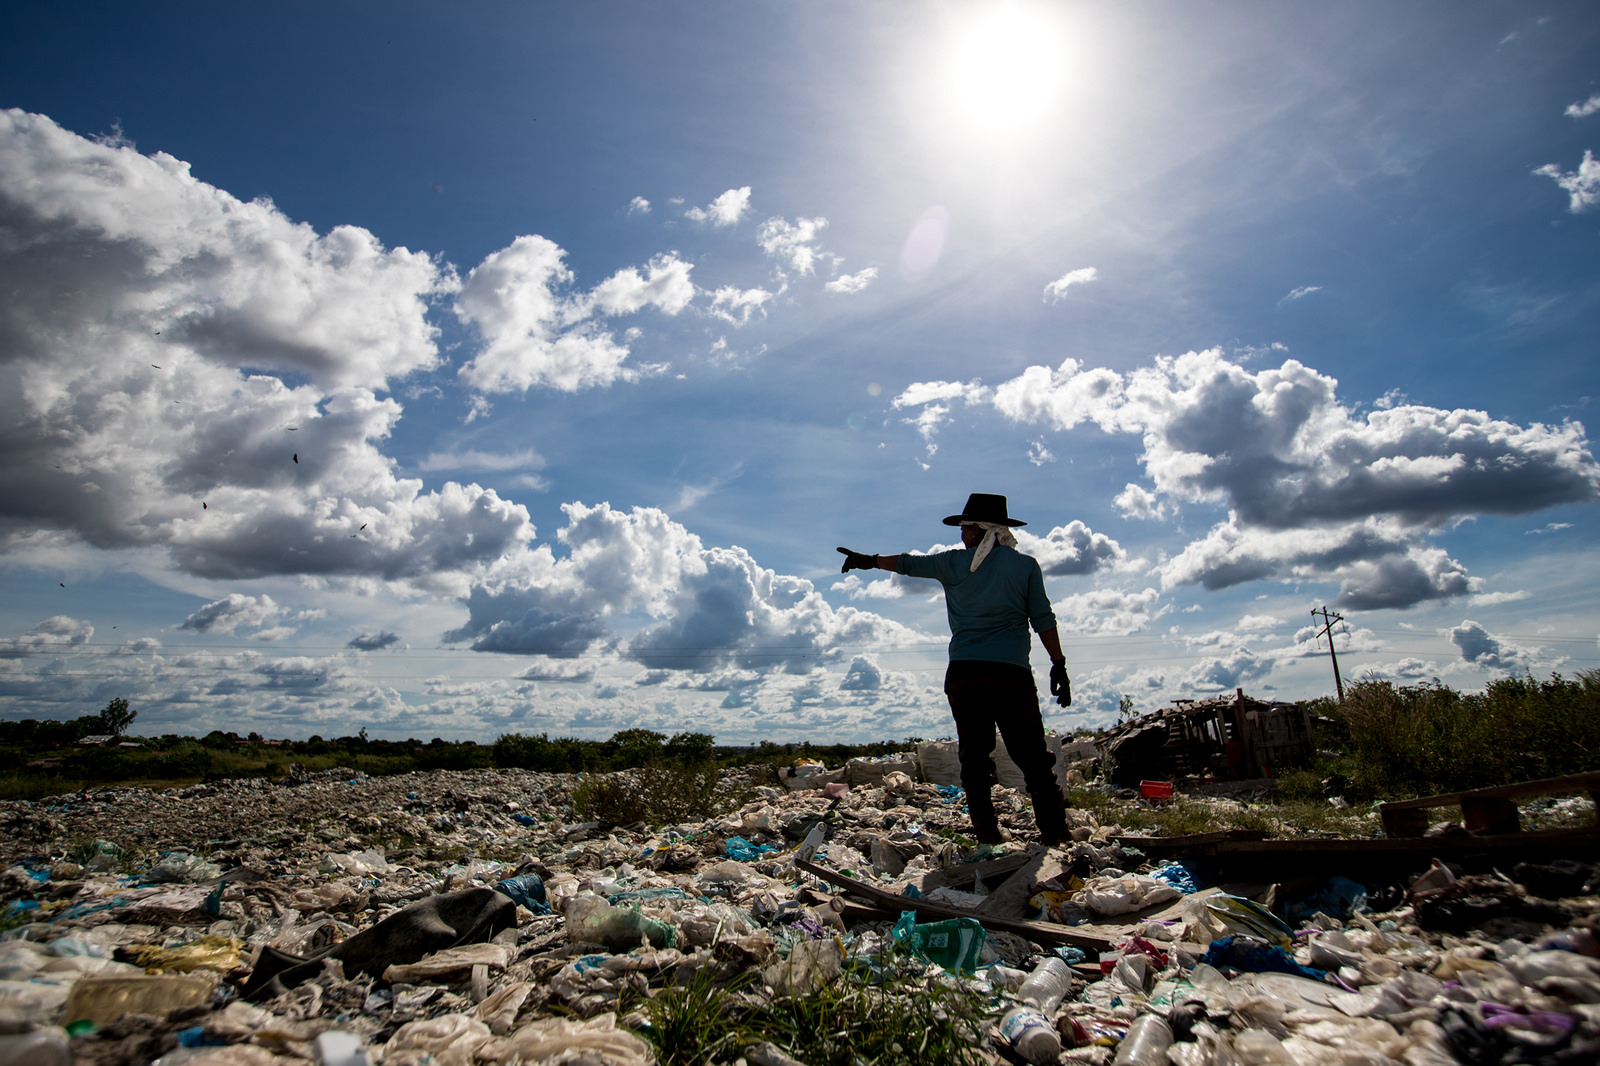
xmin=913 ymin=850 xmax=1035 ymax=894
xmin=974 ymin=848 xmax=1065 ymax=918
xmin=794 ymin=857 xmax=1116 ymax=951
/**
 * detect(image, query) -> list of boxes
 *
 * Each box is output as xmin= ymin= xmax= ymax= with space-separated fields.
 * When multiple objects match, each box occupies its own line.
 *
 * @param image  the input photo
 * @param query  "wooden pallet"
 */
xmin=1376 ymin=771 xmax=1600 ymax=838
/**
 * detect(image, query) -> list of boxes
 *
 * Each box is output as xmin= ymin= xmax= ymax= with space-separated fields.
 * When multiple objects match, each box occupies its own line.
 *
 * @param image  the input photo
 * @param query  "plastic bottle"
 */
xmin=1112 ymin=1014 xmax=1174 ymax=1066
xmin=998 ymin=1006 xmax=1061 ymax=1065
xmin=1016 ymin=956 xmax=1073 ymax=1013
xmin=797 ymin=821 xmax=827 ymax=861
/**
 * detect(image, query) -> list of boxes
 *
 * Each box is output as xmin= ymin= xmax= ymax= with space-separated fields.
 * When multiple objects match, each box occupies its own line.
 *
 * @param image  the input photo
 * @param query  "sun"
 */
xmin=942 ymin=3 xmax=1071 ymax=141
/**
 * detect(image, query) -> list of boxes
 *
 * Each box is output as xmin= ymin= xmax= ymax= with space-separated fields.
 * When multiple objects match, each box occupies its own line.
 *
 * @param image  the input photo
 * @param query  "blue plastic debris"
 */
xmin=935 ymin=785 xmax=964 ymax=803
xmin=494 ymin=873 xmax=550 ymax=915
xmin=1200 ymin=935 xmax=1330 ymax=982
xmin=1150 ymin=860 xmax=1202 ymax=895
xmin=724 ymin=836 xmax=776 ymax=861
xmin=513 ymin=814 xmax=539 ymax=827
xmin=1285 ymin=876 xmax=1369 ymax=924
xmin=1053 ymin=945 xmax=1087 ymax=965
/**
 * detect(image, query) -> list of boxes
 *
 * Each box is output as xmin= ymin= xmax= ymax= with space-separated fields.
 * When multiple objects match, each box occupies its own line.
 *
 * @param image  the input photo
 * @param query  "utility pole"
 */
xmin=1311 ymin=606 xmax=1345 ymax=701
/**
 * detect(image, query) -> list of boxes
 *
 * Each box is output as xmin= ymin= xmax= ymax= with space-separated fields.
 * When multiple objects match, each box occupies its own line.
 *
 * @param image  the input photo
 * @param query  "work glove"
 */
xmin=837 ymin=547 xmax=876 ymax=573
xmin=1050 ymin=660 xmax=1072 ymax=707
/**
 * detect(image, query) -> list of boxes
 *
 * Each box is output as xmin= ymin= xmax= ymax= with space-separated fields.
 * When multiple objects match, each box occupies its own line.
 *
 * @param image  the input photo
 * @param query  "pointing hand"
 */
xmin=837 ymin=547 xmax=876 ymax=573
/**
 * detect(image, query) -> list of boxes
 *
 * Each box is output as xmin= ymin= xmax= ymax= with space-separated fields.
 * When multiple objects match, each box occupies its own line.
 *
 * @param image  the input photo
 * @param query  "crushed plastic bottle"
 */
xmin=999 ymin=1006 xmax=1061 ymax=1065
xmin=1113 ymin=1014 xmax=1175 ymax=1066
xmin=1016 ymin=956 xmax=1073 ymax=1013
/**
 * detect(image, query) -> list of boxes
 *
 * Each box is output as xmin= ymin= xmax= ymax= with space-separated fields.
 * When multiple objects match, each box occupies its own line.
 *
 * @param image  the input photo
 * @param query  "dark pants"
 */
xmin=944 ymin=660 xmax=1069 ymax=842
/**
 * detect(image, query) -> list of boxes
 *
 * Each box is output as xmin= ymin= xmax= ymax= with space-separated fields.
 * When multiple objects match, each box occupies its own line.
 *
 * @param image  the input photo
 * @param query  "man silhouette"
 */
xmin=840 ymin=493 xmax=1071 ymax=845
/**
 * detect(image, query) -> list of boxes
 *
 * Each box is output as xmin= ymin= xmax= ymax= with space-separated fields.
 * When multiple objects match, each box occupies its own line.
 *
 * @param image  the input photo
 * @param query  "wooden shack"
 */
xmin=1102 ymin=688 xmax=1314 ymax=786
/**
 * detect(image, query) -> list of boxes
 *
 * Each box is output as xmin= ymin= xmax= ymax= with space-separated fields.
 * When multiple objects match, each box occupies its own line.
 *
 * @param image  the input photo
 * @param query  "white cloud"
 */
xmin=1043 ymin=266 xmax=1098 ymax=303
xmin=0 ymin=111 xmax=542 ymax=586
xmin=709 ymin=285 xmax=774 ymax=324
xmin=1280 ymin=285 xmax=1322 ymax=303
xmin=757 ymin=216 xmax=829 ymax=275
xmin=1020 ymin=521 xmax=1125 ymax=576
xmin=417 ymin=448 xmax=543 ymax=473
xmin=180 ymin=593 xmax=284 ymax=634
xmin=455 ymin=237 xmax=691 ymax=393
xmin=348 ymin=631 xmax=401 ymax=650
xmin=1053 ymin=587 xmax=1163 ymax=636
xmin=1027 ymin=440 xmax=1054 ymax=466
xmin=1525 ymin=522 xmax=1573 ymax=535
xmin=628 ymin=196 xmax=651 ymax=215
xmin=825 ymin=267 xmax=878 ymax=294
xmin=0 ymin=616 xmax=93 ymax=658
xmin=1566 ymin=94 xmax=1600 ymax=119
xmin=447 ymin=502 xmax=924 ymax=676
xmin=0 ymin=109 xmax=453 ymax=392
xmin=1114 ymin=483 xmax=1166 ymax=521
xmin=925 ymin=348 xmax=1600 ymax=607
xmin=587 ymin=253 xmax=696 ymax=316
xmin=1535 ymin=151 xmax=1600 ymax=213
xmin=1449 ymin=619 xmax=1532 ymax=671
xmin=685 ymin=186 xmax=751 ymax=226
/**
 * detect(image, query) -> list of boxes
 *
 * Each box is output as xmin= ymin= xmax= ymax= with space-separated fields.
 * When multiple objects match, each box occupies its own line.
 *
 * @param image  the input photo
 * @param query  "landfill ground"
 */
xmin=0 ymin=759 xmax=1597 ymax=1065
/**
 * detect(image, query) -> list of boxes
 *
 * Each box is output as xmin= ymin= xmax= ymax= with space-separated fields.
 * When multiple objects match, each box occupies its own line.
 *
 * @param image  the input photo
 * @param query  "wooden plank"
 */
xmin=914 ymin=850 xmax=1035 ymax=894
xmin=974 ymin=849 xmax=1065 ymax=919
xmin=795 ymin=858 xmax=1117 ymax=951
xmin=1378 ymin=771 xmax=1600 ymax=813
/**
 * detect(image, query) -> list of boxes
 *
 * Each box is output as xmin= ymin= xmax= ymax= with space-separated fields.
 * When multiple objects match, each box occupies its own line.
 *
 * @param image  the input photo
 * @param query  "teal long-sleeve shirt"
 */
xmin=895 ymin=544 xmax=1057 ymax=668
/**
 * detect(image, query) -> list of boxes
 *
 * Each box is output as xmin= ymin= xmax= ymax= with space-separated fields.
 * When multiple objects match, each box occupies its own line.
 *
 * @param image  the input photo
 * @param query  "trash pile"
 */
xmin=0 ymin=758 xmax=1596 ymax=1064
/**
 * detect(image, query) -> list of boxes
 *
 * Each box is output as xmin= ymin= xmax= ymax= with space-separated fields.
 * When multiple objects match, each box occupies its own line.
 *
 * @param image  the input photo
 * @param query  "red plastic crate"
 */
xmin=1139 ymin=780 xmax=1174 ymax=800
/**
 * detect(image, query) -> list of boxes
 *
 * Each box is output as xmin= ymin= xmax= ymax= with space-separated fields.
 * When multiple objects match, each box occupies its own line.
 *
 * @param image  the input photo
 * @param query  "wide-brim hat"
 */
xmin=942 ymin=492 xmax=1026 ymax=527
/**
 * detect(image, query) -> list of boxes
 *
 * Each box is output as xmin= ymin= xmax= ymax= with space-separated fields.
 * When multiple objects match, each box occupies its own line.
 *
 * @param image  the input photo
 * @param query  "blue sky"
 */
xmin=2 ymin=2 xmax=1598 ymax=744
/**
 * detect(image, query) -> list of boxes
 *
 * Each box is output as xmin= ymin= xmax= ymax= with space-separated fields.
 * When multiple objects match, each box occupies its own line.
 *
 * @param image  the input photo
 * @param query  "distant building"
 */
xmin=1100 ymin=689 xmax=1316 ymax=786
xmin=76 ymin=734 xmax=115 ymax=747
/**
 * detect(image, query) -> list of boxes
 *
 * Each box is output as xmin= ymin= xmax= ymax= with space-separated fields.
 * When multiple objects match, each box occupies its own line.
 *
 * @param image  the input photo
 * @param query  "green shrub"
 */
xmin=573 ymin=764 xmax=727 ymax=826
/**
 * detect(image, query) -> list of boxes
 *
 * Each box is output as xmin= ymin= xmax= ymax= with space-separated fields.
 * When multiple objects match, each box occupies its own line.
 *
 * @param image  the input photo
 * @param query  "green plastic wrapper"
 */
xmin=891 ymin=910 xmax=987 ymax=974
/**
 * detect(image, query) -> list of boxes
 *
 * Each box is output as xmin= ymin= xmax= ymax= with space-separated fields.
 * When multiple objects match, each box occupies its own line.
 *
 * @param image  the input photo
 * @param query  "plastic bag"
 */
xmin=145 ymin=851 xmax=221 ymax=884
xmin=890 ymin=911 xmax=987 ymax=974
xmin=763 ymin=936 xmax=844 ymax=994
xmin=1203 ymin=895 xmax=1294 ymax=947
xmin=494 ymin=873 xmax=549 ymax=915
xmin=493 ymin=1011 xmax=653 ymax=1066
xmin=565 ymin=892 xmax=676 ymax=950
xmin=384 ymin=1014 xmax=491 ymax=1066
xmin=1082 ymin=874 xmax=1182 ymax=917
xmin=127 ymin=935 xmax=243 ymax=975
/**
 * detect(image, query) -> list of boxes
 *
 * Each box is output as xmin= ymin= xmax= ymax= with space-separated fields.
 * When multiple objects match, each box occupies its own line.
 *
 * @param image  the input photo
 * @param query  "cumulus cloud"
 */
xmin=1114 ymin=483 xmax=1165 ymax=521
xmin=1020 ymin=521 xmax=1125 ymax=576
xmin=838 ymin=655 xmax=883 ymax=691
xmin=347 ymin=631 xmax=401 ymax=651
xmin=0 ymin=111 xmax=453 ymax=392
xmin=1053 ymin=587 xmax=1163 ymax=636
xmin=1566 ymin=94 xmax=1600 ymax=119
xmin=825 ymin=268 xmax=878 ymax=294
xmin=1535 ymin=151 xmax=1600 ymax=212
xmin=0 ymin=616 xmax=93 ymax=658
xmin=627 ymin=196 xmax=651 ymax=215
xmin=180 ymin=593 xmax=283 ymax=634
xmin=447 ymin=502 xmax=924 ymax=676
xmin=685 ymin=186 xmax=751 ymax=226
xmin=454 ymin=236 xmax=691 ymax=393
xmin=757 ymin=216 xmax=830 ymax=275
xmin=0 ymin=110 xmax=542 ymax=586
xmin=709 ymin=285 xmax=773 ymax=324
xmin=904 ymin=348 xmax=1600 ymax=608
xmin=1185 ymin=645 xmax=1273 ymax=689
xmin=1043 ymin=267 xmax=1097 ymax=303
xmin=1449 ymin=619 xmax=1530 ymax=671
